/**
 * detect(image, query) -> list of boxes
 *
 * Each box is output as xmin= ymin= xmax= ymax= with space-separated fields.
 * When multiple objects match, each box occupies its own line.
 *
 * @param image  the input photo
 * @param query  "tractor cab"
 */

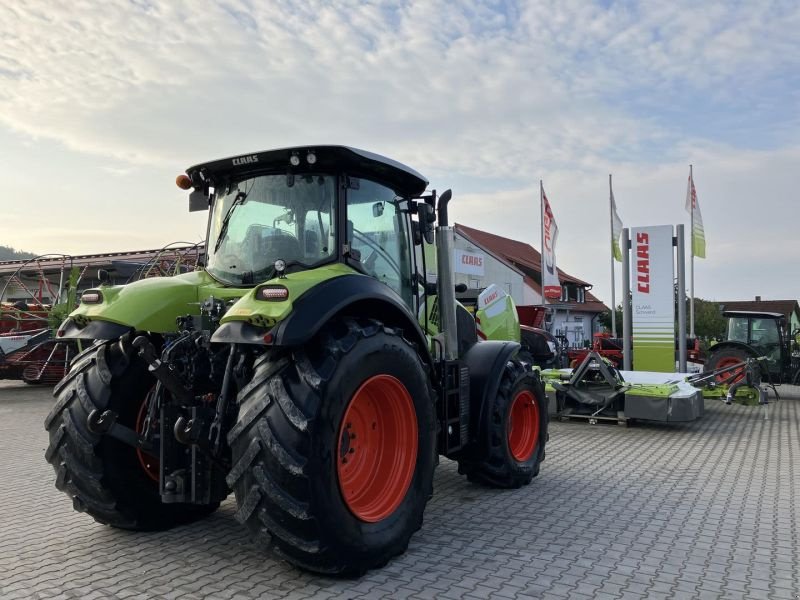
xmin=184 ymin=145 xmax=432 ymax=310
xmin=724 ymin=311 xmax=787 ymax=366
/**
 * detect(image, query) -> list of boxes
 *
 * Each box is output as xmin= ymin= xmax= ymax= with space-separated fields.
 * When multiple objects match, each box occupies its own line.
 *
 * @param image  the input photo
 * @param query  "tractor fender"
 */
xmin=57 ymin=317 xmax=132 ymax=341
xmin=460 ymin=340 xmax=520 ymax=446
xmin=706 ymin=340 xmax=759 ymax=363
xmin=214 ymin=274 xmax=434 ymax=367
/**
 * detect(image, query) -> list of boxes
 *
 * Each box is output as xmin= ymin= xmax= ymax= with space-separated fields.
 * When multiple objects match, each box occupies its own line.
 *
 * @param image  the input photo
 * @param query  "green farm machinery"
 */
xmin=45 ymin=146 xmax=548 ymax=575
xmin=704 ymin=310 xmax=799 ymax=387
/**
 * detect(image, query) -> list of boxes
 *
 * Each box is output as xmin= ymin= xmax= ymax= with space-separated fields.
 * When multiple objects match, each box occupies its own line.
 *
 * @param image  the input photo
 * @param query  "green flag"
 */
xmin=685 ymin=173 xmax=706 ymax=258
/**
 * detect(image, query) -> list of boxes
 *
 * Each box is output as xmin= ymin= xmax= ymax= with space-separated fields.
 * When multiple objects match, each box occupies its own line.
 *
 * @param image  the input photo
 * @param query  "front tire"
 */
xmin=44 ymin=338 xmax=220 ymax=530
xmin=227 ymin=317 xmax=436 ymax=575
xmin=457 ymin=360 xmax=548 ymax=488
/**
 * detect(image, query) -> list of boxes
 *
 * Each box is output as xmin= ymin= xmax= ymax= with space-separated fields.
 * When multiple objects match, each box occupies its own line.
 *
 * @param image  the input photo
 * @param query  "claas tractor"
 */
xmin=45 ymin=146 xmax=548 ymax=575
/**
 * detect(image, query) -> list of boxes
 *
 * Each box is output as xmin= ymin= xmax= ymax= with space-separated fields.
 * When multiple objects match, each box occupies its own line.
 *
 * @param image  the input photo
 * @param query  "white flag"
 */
xmin=610 ymin=185 xmax=623 ymax=262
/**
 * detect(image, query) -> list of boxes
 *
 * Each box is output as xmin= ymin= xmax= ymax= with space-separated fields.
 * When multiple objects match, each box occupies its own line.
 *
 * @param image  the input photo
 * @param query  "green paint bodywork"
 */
xmin=475 ymin=295 xmax=521 ymax=343
xmin=70 ymin=270 xmax=242 ymax=333
xmin=419 ymin=292 xmax=521 ymax=348
xmin=68 ymin=264 xmax=357 ymax=334
xmin=220 ymin=263 xmax=356 ymax=329
xmin=699 ymin=385 xmax=761 ymax=405
xmin=625 ymin=383 xmax=679 ymax=399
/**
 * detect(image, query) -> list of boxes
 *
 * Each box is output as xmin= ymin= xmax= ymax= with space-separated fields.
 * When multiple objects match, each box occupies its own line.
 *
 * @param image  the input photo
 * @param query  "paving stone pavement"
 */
xmin=1 ymin=380 xmax=798 ymax=600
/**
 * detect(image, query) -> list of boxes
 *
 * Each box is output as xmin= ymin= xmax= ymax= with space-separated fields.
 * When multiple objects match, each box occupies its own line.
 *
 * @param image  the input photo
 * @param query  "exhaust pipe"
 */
xmin=435 ymin=190 xmax=458 ymax=360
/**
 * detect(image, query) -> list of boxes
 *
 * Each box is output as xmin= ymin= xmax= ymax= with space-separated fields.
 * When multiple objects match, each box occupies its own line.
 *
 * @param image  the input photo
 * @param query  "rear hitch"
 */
xmin=86 ymin=409 xmax=155 ymax=455
xmin=132 ymin=336 xmax=194 ymax=403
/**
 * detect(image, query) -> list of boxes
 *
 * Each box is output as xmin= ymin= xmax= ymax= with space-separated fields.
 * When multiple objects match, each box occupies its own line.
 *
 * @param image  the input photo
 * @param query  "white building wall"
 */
xmin=550 ymin=309 xmax=602 ymax=347
xmin=452 ymin=233 xmax=525 ymax=305
xmin=523 ymin=285 xmax=541 ymax=306
xmin=431 ymin=231 xmax=602 ymax=347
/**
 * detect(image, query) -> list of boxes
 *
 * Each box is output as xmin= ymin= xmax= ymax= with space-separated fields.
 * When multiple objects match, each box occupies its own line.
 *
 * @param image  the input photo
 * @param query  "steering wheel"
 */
xmin=351 ymin=230 xmax=403 ymax=278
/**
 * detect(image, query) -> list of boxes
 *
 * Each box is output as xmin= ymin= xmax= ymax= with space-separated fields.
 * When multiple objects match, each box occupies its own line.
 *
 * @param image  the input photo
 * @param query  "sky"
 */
xmin=1 ymin=0 xmax=799 ymax=306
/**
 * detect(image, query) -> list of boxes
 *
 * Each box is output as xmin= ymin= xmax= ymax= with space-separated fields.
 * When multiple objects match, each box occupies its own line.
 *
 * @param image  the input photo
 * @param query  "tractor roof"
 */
xmin=186 ymin=145 xmax=429 ymax=197
xmin=723 ymin=310 xmax=785 ymax=320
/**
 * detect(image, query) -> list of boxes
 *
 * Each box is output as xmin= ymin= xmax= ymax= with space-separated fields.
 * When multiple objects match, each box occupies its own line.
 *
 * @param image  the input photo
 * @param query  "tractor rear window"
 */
xmin=206 ymin=174 xmax=336 ymax=285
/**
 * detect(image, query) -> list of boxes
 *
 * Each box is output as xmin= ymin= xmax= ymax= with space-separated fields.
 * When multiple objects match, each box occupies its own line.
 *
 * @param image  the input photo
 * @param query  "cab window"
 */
xmin=345 ymin=178 xmax=412 ymax=304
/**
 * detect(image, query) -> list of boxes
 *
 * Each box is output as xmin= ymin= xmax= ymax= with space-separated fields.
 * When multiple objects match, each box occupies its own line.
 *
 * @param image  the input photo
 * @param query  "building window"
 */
xmin=469 ymin=278 xmax=481 ymax=289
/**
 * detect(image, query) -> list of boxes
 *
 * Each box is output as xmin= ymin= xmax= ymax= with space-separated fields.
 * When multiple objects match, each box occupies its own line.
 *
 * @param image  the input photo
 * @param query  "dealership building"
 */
xmin=452 ymin=224 xmax=609 ymax=347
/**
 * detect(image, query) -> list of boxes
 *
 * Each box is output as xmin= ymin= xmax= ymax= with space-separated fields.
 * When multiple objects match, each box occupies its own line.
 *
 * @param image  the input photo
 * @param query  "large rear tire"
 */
xmin=457 ymin=360 xmax=548 ymax=488
xmin=44 ymin=338 xmax=220 ymax=530
xmin=227 ymin=317 xmax=436 ymax=576
xmin=705 ymin=347 xmax=753 ymax=385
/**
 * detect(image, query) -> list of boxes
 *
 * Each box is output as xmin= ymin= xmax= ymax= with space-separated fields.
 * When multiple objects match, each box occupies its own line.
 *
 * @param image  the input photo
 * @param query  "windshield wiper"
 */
xmin=213 ymin=191 xmax=248 ymax=253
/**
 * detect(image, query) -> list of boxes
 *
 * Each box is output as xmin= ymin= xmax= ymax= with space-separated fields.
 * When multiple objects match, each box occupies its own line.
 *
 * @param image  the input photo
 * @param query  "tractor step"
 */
xmin=437 ymin=360 xmax=470 ymax=456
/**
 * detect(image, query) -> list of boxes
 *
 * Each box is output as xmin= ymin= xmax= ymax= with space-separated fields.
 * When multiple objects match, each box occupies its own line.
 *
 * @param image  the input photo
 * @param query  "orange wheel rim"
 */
xmin=135 ymin=390 xmax=160 ymax=483
xmin=716 ymin=357 xmax=745 ymax=385
xmin=336 ymin=375 xmax=418 ymax=523
xmin=508 ymin=390 xmax=539 ymax=462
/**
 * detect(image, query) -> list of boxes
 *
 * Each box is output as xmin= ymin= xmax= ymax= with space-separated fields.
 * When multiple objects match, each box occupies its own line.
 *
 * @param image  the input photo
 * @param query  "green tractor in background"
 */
xmin=45 ymin=146 xmax=547 ymax=575
xmin=704 ymin=310 xmax=800 ymax=386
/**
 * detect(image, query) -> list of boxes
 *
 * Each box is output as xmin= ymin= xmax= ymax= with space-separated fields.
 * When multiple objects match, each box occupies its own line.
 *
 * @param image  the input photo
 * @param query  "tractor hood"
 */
xmin=59 ymin=271 xmax=245 ymax=338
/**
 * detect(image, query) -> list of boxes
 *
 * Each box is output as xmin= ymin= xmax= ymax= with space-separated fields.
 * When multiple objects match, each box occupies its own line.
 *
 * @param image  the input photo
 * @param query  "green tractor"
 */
xmin=704 ymin=310 xmax=800 ymax=385
xmin=45 ymin=146 xmax=547 ymax=575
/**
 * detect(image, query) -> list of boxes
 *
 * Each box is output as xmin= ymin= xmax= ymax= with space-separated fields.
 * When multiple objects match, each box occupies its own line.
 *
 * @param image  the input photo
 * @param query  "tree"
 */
xmin=602 ymin=297 xmax=724 ymax=341
xmin=0 ymin=245 xmax=36 ymax=261
xmin=599 ymin=304 xmax=623 ymax=336
xmin=692 ymin=298 xmax=726 ymax=340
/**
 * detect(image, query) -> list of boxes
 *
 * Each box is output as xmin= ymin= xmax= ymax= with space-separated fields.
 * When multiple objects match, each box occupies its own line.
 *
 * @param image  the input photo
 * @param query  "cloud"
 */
xmin=0 ymin=0 xmax=798 ymax=304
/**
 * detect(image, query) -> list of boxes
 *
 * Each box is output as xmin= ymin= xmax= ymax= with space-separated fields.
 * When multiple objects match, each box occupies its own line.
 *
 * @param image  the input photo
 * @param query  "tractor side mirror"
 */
xmin=419 ymin=203 xmax=435 ymax=244
xmin=372 ymin=202 xmax=384 ymax=218
xmin=189 ymin=190 xmax=209 ymax=212
xmin=411 ymin=220 xmax=422 ymax=245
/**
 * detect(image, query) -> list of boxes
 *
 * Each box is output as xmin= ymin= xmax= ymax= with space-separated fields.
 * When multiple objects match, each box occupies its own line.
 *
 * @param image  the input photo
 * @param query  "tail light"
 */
xmin=256 ymin=285 xmax=289 ymax=301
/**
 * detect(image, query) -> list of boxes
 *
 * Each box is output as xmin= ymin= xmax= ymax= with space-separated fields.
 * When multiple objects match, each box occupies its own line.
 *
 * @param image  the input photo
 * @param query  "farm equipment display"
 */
xmin=457 ymin=289 xmax=559 ymax=368
xmin=45 ymin=145 xmax=548 ymax=575
xmin=0 ymin=260 xmax=82 ymax=384
xmin=567 ymin=333 xmax=624 ymax=368
xmin=567 ymin=333 xmax=703 ymax=371
xmin=543 ymin=352 xmax=704 ymax=426
xmin=704 ymin=310 xmax=800 ymax=386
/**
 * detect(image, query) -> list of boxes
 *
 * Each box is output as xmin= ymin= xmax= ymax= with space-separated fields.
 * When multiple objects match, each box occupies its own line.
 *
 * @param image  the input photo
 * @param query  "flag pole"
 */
xmin=689 ymin=164 xmax=695 ymax=337
xmin=609 ymin=174 xmax=617 ymax=337
xmin=540 ymin=180 xmax=546 ymax=313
